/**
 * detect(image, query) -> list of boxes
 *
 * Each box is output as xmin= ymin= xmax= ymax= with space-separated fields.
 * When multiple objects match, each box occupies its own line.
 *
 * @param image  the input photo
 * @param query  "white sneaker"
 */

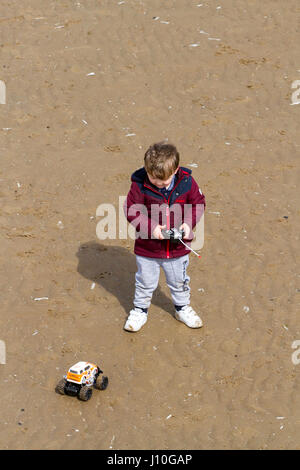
xmin=124 ymin=308 xmax=148 ymax=332
xmin=174 ymin=305 xmax=203 ymax=328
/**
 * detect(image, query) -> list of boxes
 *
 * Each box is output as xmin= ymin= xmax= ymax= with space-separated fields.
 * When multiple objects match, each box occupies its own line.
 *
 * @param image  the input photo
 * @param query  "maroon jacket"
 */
xmin=124 ymin=166 xmax=206 ymax=259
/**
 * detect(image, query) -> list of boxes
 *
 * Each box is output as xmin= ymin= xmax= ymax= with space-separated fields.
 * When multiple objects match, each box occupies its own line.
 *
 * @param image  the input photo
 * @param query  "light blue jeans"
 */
xmin=134 ymin=254 xmax=190 ymax=309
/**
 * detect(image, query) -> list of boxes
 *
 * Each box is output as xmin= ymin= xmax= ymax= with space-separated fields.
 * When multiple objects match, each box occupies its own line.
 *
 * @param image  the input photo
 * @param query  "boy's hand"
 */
xmin=180 ymin=223 xmax=191 ymax=240
xmin=153 ymin=224 xmax=166 ymax=240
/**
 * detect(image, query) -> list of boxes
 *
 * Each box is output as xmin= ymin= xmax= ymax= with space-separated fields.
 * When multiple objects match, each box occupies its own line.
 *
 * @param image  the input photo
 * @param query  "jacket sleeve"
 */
xmin=183 ymin=177 xmax=206 ymax=231
xmin=123 ymin=182 xmax=157 ymax=238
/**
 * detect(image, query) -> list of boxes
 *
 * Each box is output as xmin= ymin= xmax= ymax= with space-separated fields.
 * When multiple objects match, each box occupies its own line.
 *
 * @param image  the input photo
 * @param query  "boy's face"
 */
xmin=147 ymin=167 xmax=179 ymax=189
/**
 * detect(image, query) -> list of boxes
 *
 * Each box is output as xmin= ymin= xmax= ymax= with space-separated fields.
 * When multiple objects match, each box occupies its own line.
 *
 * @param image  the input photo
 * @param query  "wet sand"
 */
xmin=0 ymin=0 xmax=300 ymax=449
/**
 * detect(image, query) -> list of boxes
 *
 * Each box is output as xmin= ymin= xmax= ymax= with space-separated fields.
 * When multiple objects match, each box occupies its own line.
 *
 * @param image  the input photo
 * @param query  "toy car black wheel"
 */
xmin=55 ymin=378 xmax=67 ymax=395
xmin=95 ymin=374 xmax=108 ymax=390
xmin=78 ymin=385 xmax=93 ymax=401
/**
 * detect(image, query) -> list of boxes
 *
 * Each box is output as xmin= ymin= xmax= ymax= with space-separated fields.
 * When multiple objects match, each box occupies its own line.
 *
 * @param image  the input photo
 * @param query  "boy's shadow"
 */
xmin=76 ymin=241 xmax=174 ymax=317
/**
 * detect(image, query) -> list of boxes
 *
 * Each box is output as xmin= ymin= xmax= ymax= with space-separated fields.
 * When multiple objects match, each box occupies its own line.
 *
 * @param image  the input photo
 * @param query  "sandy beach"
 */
xmin=0 ymin=0 xmax=300 ymax=449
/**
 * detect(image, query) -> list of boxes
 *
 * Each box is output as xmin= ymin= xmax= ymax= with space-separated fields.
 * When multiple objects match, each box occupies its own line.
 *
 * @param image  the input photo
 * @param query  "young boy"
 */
xmin=123 ymin=142 xmax=206 ymax=332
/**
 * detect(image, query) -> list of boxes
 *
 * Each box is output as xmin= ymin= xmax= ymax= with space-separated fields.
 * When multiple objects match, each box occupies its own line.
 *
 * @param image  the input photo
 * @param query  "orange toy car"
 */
xmin=55 ymin=361 xmax=108 ymax=401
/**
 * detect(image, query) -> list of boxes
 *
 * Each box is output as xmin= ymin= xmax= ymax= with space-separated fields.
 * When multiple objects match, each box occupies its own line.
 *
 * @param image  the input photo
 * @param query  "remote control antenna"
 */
xmin=179 ymin=239 xmax=201 ymax=258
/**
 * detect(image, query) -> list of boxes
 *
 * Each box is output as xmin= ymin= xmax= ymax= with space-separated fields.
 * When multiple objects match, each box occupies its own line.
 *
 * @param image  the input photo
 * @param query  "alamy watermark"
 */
xmin=0 ymin=80 xmax=6 ymax=104
xmin=291 ymin=340 xmax=300 ymax=365
xmin=0 ymin=340 xmax=6 ymax=364
xmin=291 ymin=80 xmax=300 ymax=105
xmin=95 ymin=196 xmax=205 ymax=250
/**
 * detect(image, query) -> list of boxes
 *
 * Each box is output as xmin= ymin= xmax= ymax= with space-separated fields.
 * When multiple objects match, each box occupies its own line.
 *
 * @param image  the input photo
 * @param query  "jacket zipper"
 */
xmin=144 ymin=174 xmax=185 ymax=259
xmin=166 ymin=205 xmax=170 ymax=258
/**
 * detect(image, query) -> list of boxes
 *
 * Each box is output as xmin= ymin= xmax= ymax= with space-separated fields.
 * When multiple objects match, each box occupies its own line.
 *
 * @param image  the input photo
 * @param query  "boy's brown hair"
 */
xmin=144 ymin=142 xmax=180 ymax=180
